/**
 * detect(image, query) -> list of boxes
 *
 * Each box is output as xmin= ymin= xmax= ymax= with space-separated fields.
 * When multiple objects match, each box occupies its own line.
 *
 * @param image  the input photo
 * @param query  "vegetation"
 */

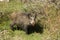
xmin=0 ymin=0 xmax=60 ymax=40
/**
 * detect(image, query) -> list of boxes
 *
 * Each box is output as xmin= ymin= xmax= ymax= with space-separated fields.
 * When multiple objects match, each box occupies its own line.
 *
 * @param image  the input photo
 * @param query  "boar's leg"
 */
xmin=17 ymin=25 xmax=22 ymax=30
xmin=10 ymin=22 xmax=15 ymax=31
xmin=24 ymin=26 xmax=29 ymax=34
xmin=17 ymin=26 xmax=20 ymax=30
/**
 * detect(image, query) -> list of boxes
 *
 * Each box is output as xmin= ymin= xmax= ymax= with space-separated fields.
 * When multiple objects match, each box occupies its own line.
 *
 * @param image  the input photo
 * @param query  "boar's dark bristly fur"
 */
xmin=10 ymin=11 xmax=37 ymax=34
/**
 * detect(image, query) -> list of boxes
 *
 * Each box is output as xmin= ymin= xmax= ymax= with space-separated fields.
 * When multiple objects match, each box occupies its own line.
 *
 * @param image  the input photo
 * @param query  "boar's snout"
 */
xmin=29 ymin=16 xmax=36 ymax=26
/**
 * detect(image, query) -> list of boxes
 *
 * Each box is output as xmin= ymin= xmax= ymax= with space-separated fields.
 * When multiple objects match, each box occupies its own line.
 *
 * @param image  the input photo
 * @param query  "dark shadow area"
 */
xmin=35 ymin=23 xmax=44 ymax=34
xmin=12 ymin=22 xmax=44 ymax=34
xmin=26 ymin=23 xmax=44 ymax=34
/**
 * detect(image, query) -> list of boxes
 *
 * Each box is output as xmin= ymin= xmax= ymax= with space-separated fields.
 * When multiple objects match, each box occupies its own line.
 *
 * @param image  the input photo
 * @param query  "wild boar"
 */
xmin=10 ymin=11 xmax=37 ymax=34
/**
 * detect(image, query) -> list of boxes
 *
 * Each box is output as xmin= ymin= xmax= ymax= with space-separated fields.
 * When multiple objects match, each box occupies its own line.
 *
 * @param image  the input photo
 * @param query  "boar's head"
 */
xmin=27 ymin=13 xmax=37 ymax=26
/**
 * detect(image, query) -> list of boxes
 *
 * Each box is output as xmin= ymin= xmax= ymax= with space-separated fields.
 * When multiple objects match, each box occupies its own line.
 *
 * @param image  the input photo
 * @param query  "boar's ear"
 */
xmin=35 ymin=13 xmax=37 ymax=18
xmin=27 ymin=13 xmax=31 ymax=18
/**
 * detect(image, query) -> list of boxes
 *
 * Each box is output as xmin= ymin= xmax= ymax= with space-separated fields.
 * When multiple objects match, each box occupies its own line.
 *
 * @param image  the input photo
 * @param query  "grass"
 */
xmin=0 ymin=21 xmax=60 ymax=40
xmin=0 ymin=21 xmax=43 ymax=40
xmin=0 ymin=0 xmax=60 ymax=40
